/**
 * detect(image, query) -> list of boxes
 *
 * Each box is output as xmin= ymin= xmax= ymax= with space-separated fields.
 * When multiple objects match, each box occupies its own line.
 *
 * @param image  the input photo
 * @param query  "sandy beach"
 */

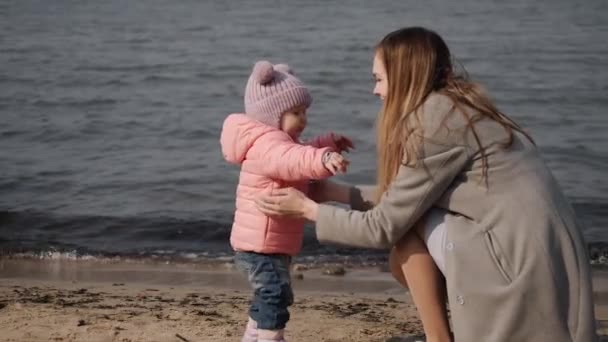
xmin=1 ymin=259 xmax=607 ymax=342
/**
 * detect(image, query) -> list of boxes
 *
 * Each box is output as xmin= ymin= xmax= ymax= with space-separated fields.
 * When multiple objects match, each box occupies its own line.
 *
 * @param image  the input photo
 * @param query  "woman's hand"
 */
xmin=255 ymin=188 xmax=319 ymax=221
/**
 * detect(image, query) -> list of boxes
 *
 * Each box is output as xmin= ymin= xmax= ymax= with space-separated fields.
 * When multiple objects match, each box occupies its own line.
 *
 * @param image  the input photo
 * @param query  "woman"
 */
xmin=256 ymin=27 xmax=597 ymax=342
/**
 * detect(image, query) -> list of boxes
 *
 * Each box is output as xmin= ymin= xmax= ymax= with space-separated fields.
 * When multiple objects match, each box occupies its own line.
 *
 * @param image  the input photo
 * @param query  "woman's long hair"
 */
xmin=375 ymin=27 xmax=533 ymax=201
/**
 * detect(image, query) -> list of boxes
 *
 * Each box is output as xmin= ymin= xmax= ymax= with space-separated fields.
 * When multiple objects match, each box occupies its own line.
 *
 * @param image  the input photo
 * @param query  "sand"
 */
xmin=0 ymin=259 xmax=606 ymax=342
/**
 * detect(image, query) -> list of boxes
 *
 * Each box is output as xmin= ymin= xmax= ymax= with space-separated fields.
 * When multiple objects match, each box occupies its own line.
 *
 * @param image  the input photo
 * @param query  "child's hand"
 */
xmin=322 ymin=152 xmax=349 ymax=175
xmin=333 ymin=134 xmax=354 ymax=153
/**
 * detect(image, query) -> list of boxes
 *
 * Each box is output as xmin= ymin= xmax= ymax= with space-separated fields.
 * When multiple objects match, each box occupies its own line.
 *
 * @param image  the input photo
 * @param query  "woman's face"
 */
xmin=372 ymin=52 xmax=388 ymax=101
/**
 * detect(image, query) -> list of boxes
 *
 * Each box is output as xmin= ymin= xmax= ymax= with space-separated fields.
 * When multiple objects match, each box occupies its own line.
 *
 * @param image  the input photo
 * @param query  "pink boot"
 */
xmin=258 ymin=328 xmax=286 ymax=342
xmin=241 ymin=317 xmax=257 ymax=342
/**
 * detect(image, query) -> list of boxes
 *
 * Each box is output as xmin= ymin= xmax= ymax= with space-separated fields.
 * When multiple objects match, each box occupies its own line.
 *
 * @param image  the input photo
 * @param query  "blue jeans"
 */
xmin=234 ymin=251 xmax=294 ymax=330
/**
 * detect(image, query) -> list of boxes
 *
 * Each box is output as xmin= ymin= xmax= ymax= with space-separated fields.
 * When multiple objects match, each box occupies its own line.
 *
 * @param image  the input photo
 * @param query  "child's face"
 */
xmin=280 ymin=106 xmax=307 ymax=139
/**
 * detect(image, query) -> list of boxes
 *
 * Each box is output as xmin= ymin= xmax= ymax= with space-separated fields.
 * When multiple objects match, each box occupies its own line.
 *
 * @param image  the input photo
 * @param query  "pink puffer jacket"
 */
xmin=220 ymin=114 xmax=338 ymax=256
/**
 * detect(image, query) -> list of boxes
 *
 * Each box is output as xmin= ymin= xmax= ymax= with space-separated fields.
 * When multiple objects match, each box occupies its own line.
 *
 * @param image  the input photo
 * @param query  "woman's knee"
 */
xmin=390 ymin=227 xmax=432 ymax=287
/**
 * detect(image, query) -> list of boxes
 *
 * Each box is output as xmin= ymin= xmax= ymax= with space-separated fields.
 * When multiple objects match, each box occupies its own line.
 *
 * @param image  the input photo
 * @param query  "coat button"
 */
xmin=446 ymin=242 xmax=454 ymax=251
xmin=457 ymin=295 xmax=465 ymax=305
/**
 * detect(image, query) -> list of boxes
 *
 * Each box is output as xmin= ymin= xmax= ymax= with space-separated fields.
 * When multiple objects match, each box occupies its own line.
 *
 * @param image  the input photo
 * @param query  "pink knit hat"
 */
xmin=244 ymin=61 xmax=312 ymax=128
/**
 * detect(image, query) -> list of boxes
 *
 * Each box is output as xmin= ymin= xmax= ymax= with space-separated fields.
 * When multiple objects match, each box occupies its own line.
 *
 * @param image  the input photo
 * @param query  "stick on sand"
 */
xmin=175 ymin=333 xmax=190 ymax=342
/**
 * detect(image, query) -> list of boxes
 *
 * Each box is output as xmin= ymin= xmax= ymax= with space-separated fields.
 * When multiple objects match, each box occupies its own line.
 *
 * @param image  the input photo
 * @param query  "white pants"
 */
xmin=422 ymin=208 xmax=448 ymax=275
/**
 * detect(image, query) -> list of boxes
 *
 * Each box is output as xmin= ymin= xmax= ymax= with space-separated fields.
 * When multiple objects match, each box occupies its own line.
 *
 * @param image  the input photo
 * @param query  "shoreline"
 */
xmin=3 ymin=258 xmax=608 ymax=294
xmin=0 ymin=258 xmax=403 ymax=295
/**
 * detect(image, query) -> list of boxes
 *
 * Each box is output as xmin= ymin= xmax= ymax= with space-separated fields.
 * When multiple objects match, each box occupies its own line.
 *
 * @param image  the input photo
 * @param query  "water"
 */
xmin=1 ymin=0 xmax=607 ymax=264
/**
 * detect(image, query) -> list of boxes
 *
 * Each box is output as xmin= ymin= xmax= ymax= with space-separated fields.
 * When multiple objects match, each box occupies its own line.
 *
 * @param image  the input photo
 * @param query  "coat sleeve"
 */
xmin=315 ymin=98 xmax=472 ymax=248
xmin=254 ymin=132 xmax=333 ymax=181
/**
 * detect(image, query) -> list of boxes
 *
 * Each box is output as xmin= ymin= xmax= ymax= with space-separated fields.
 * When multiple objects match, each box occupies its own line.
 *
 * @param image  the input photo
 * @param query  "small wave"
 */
xmin=0 ymin=47 xmax=39 ymax=54
xmin=183 ymin=25 xmax=212 ymax=32
xmin=142 ymin=75 xmax=188 ymax=83
xmin=0 ymin=249 xmax=234 ymax=265
xmin=34 ymin=169 xmax=74 ymax=178
xmin=31 ymin=98 xmax=118 ymax=108
xmin=0 ymin=129 xmax=28 ymax=138
xmin=0 ymin=75 xmax=39 ymax=84
xmin=196 ymin=71 xmax=218 ymax=79
xmin=344 ymin=43 xmax=372 ymax=53
xmin=0 ymin=249 xmax=393 ymax=269
xmin=184 ymin=128 xmax=212 ymax=139
xmin=0 ymin=177 xmax=37 ymax=192
xmin=0 ymin=244 xmax=389 ymax=266
xmin=149 ymin=101 xmax=169 ymax=107
xmin=125 ymin=38 xmax=152 ymax=44
xmin=102 ymin=79 xmax=130 ymax=86
xmin=74 ymin=63 xmax=175 ymax=73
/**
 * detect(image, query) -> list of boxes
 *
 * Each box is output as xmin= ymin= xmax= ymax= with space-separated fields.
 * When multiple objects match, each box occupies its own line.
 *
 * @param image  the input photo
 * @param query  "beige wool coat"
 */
xmin=315 ymin=93 xmax=597 ymax=341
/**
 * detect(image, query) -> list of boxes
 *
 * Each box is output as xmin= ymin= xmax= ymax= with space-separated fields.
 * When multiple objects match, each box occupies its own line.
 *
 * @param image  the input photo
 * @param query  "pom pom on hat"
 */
xmin=252 ymin=60 xmax=275 ymax=84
